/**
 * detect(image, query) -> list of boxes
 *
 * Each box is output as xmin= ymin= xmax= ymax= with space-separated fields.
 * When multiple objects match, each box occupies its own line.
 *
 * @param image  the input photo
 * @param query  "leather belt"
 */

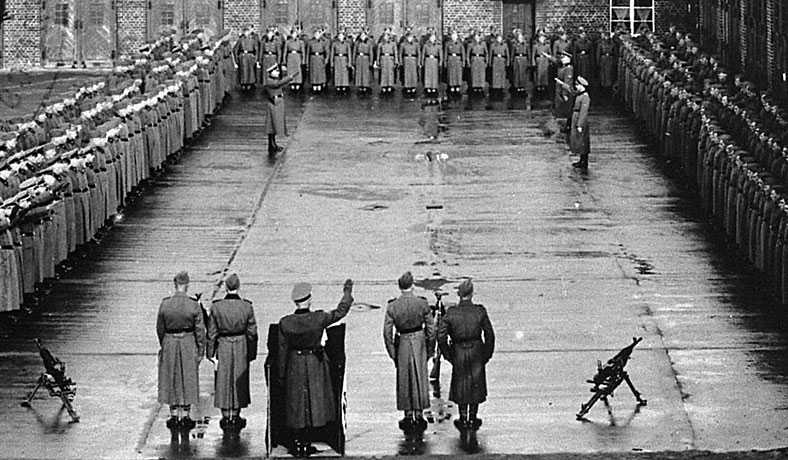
xmin=472 ymin=54 xmax=484 ymax=57
xmin=293 ymin=347 xmax=323 ymax=355
xmin=166 ymin=327 xmax=195 ymax=334
xmin=242 ymin=50 xmax=254 ymax=54
xmin=515 ymin=53 xmax=527 ymax=57
xmin=334 ymin=53 xmax=347 ymax=57
xmin=219 ymin=332 xmax=245 ymax=337
xmin=1 ymin=245 xmax=14 ymax=250
xmin=264 ymin=51 xmax=276 ymax=55
xmin=398 ymin=325 xmax=423 ymax=334
xmin=495 ymin=54 xmax=504 ymax=57
xmin=311 ymin=52 xmax=325 ymax=56
xmin=426 ymin=55 xmax=437 ymax=58
xmin=273 ymin=94 xmax=283 ymax=99
xmin=449 ymin=53 xmax=460 ymax=56
xmin=289 ymin=50 xmax=301 ymax=53
xmin=405 ymin=54 xmax=417 ymax=58
xmin=382 ymin=53 xmax=393 ymax=56
xmin=580 ymin=51 xmax=588 ymax=54
xmin=453 ymin=337 xmax=481 ymax=345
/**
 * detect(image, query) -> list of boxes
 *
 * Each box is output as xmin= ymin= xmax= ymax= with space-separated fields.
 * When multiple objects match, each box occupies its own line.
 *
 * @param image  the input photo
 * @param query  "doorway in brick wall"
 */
xmin=368 ymin=0 xmax=439 ymax=39
xmin=263 ymin=0 xmax=335 ymax=36
xmin=147 ymin=0 xmax=224 ymax=41
xmin=502 ymin=0 xmax=535 ymax=40
xmin=42 ymin=0 xmax=116 ymax=67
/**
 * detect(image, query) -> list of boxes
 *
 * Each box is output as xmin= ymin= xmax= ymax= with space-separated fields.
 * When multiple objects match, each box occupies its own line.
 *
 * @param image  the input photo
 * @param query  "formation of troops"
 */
xmin=233 ymin=24 xmax=619 ymax=98
xmin=619 ymin=25 xmax=788 ymax=303
xmin=157 ymin=270 xmax=495 ymax=456
xmin=0 ymin=30 xmax=237 ymax=313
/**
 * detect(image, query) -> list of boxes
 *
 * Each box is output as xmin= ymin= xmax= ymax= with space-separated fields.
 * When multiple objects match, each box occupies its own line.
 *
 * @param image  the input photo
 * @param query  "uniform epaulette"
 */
xmin=243 ymin=298 xmax=253 ymax=304
xmin=387 ymin=297 xmax=397 ymax=304
xmin=162 ymin=296 xmax=172 ymax=301
xmin=212 ymin=298 xmax=222 ymax=303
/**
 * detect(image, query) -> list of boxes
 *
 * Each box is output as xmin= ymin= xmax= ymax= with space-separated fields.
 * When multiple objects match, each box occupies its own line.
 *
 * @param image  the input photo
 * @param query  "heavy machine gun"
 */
xmin=20 ymin=339 xmax=80 ymax=423
xmin=576 ymin=337 xmax=647 ymax=420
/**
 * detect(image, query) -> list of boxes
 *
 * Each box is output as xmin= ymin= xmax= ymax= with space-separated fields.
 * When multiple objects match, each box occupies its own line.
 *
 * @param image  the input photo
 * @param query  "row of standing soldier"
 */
xmin=619 ymin=26 xmax=788 ymax=303
xmin=0 ymin=31 xmax=237 ymax=313
xmin=234 ymin=24 xmax=619 ymax=97
xmin=157 ymin=270 xmax=495 ymax=456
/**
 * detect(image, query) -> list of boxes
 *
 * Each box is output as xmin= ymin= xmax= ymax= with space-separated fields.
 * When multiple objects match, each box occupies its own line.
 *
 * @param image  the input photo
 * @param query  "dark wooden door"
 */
xmin=42 ymin=0 xmax=78 ymax=66
xmin=263 ymin=0 xmax=297 ymax=32
xmin=147 ymin=0 xmax=184 ymax=40
xmin=502 ymin=0 xmax=534 ymax=40
xmin=185 ymin=0 xmax=223 ymax=37
xmin=298 ymin=0 xmax=334 ymax=36
xmin=368 ymin=0 xmax=402 ymax=39
xmin=77 ymin=0 xmax=116 ymax=66
xmin=404 ymin=0 xmax=440 ymax=38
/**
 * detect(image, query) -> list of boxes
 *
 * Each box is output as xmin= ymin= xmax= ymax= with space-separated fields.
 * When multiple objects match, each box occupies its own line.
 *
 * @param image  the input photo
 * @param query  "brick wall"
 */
xmin=534 ymin=0 xmax=607 ymax=33
xmin=655 ymin=0 xmax=696 ymax=34
xmin=224 ymin=0 xmax=260 ymax=34
xmin=117 ymin=0 xmax=146 ymax=57
xmin=444 ymin=0 xmax=501 ymax=33
xmin=338 ymin=0 xmax=365 ymax=31
xmin=2 ymin=0 xmax=41 ymax=68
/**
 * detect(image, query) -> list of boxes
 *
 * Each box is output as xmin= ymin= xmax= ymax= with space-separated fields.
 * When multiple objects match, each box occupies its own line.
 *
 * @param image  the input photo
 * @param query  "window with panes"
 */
xmin=610 ymin=0 xmax=654 ymax=35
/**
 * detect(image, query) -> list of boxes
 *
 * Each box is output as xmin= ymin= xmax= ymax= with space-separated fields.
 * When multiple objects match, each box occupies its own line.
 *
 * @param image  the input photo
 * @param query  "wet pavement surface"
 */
xmin=1 ymin=88 xmax=787 ymax=458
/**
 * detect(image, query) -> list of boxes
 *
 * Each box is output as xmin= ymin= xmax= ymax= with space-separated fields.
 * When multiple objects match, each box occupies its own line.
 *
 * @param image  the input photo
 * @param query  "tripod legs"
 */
xmin=20 ymin=376 xmax=44 ymax=407
xmin=623 ymin=372 xmax=647 ymax=406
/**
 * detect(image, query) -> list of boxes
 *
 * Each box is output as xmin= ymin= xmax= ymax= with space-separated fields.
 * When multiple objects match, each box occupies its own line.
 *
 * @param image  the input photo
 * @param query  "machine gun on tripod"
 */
xmin=425 ymin=291 xmax=452 ymax=424
xmin=20 ymin=339 xmax=80 ymax=423
xmin=576 ymin=337 xmax=647 ymax=420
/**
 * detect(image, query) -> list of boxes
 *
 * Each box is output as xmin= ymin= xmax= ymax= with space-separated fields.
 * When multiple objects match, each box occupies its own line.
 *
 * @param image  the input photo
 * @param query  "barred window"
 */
xmin=87 ymin=2 xmax=104 ymax=26
xmin=160 ymin=3 xmax=175 ymax=26
xmin=54 ymin=2 xmax=70 ymax=27
xmin=610 ymin=0 xmax=654 ymax=35
xmin=274 ymin=0 xmax=289 ymax=25
xmin=379 ymin=0 xmax=394 ymax=25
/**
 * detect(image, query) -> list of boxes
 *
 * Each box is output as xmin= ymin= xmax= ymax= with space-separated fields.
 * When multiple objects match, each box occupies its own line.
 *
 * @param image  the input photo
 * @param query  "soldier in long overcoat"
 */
xmin=421 ymin=32 xmax=442 ymax=96
xmin=330 ymin=31 xmax=352 ymax=92
xmin=234 ymin=27 xmax=259 ymax=90
xmin=207 ymin=273 xmax=258 ymax=431
xmin=383 ymin=272 xmax=436 ymax=432
xmin=511 ymin=32 xmax=531 ymax=93
xmin=376 ymin=31 xmax=398 ymax=94
xmin=400 ymin=33 xmax=421 ymax=96
xmin=437 ymin=279 xmax=494 ymax=432
xmin=596 ymin=33 xmax=616 ymax=92
xmin=259 ymin=28 xmax=281 ymax=85
xmin=569 ymin=77 xmax=591 ymax=169
xmin=307 ymin=30 xmax=328 ymax=93
xmin=157 ymin=271 xmax=206 ymax=430
xmin=555 ymin=55 xmax=574 ymax=129
xmin=489 ymin=33 xmax=510 ymax=92
xmin=264 ymin=65 xmax=300 ymax=155
xmin=283 ymin=28 xmax=306 ymax=91
xmin=467 ymin=34 xmax=488 ymax=93
xmin=353 ymin=30 xmax=374 ymax=92
xmin=532 ymin=33 xmax=551 ymax=96
xmin=444 ymin=31 xmax=465 ymax=94
xmin=278 ymin=279 xmax=354 ymax=456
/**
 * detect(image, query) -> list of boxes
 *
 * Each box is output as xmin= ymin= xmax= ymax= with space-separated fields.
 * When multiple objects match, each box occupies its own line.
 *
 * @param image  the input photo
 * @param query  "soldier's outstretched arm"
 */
xmin=323 ymin=278 xmax=354 ymax=326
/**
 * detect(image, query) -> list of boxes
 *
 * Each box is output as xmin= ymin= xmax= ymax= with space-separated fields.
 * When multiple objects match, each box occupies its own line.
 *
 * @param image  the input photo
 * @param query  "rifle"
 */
xmin=576 ymin=337 xmax=647 ymax=420
xmin=426 ymin=290 xmax=450 ymax=423
xmin=20 ymin=339 xmax=80 ymax=423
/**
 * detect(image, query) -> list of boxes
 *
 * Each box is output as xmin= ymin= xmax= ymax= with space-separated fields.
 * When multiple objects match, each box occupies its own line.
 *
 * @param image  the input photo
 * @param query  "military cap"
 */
xmin=457 ymin=279 xmax=474 ymax=297
xmin=576 ymin=76 xmax=589 ymax=87
xmin=267 ymin=63 xmax=279 ymax=74
xmin=225 ymin=273 xmax=240 ymax=291
xmin=174 ymin=271 xmax=190 ymax=285
xmin=398 ymin=271 xmax=414 ymax=290
xmin=292 ymin=282 xmax=312 ymax=303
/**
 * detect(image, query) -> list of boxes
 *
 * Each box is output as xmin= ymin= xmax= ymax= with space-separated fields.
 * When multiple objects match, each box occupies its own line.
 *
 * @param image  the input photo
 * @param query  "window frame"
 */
xmin=610 ymin=0 xmax=655 ymax=36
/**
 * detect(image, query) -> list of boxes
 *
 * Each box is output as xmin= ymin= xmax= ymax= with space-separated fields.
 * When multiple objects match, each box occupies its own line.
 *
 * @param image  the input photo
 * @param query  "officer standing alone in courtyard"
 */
xmin=263 ymin=64 xmax=300 ymax=156
xmin=569 ymin=76 xmax=591 ymax=170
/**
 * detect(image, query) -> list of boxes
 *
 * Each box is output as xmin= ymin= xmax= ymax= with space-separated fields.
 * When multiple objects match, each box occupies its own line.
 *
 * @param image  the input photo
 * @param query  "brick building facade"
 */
xmin=699 ymin=0 xmax=787 ymax=102
xmin=1 ymin=0 xmax=781 ymax=100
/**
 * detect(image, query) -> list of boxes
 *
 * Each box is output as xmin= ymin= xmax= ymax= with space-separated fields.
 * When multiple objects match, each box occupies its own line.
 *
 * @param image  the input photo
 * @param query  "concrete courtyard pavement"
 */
xmin=0 ymin=88 xmax=787 ymax=458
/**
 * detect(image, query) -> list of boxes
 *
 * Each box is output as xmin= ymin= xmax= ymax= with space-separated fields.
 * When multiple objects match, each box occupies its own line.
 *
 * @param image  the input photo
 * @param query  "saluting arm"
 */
xmin=323 ymin=279 xmax=354 ymax=326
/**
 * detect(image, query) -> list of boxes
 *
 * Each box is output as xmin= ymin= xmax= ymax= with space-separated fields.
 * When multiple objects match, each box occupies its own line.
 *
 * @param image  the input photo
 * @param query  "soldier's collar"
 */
xmin=294 ymin=307 xmax=310 ymax=314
